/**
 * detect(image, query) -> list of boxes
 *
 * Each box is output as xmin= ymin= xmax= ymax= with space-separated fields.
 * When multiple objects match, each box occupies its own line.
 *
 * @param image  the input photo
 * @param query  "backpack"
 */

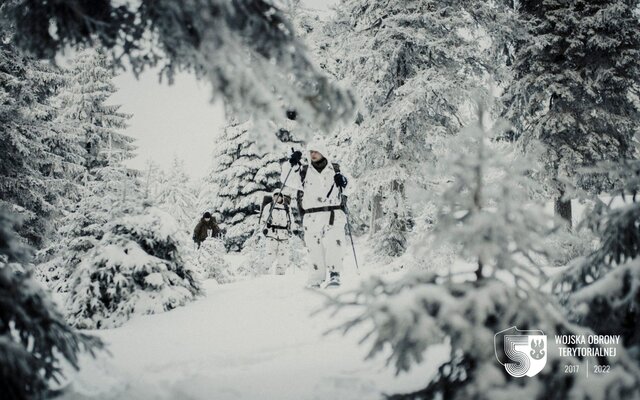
xmin=259 ymin=194 xmax=291 ymax=229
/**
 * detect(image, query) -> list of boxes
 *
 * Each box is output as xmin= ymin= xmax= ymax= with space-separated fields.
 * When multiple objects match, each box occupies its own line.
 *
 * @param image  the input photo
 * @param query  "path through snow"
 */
xmin=62 ymin=265 xmax=446 ymax=400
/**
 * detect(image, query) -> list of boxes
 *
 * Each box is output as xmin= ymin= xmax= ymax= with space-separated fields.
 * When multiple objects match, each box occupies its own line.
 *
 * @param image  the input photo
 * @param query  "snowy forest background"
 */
xmin=1 ymin=0 xmax=640 ymax=399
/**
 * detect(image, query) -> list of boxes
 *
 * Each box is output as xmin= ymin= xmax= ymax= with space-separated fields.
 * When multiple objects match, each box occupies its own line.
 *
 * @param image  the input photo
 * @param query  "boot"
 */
xmin=322 ymin=271 xmax=341 ymax=289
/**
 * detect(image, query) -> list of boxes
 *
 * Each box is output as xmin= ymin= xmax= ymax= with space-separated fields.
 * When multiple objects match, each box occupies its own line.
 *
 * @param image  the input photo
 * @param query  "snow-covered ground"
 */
xmin=60 ymin=246 xmax=447 ymax=400
xmin=53 ymin=197 xmax=602 ymax=400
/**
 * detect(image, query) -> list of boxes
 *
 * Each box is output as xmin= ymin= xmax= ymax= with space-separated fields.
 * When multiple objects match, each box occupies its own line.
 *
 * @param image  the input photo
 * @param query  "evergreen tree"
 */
xmin=32 ymin=60 xmax=87 ymax=212
xmin=555 ymin=155 xmax=640 ymax=362
xmin=504 ymin=0 xmax=640 ymax=226
xmin=36 ymin=165 xmax=133 ymax=292
xmin=0 ymin=41 xmax=85 ymax=247
xmin=325 ymin=0 xmax=487 ymax=258
xmin=155 ymin=157 xmax=196 ymax=233
xmin=63 ymin=177 xmax=200 ymax=329
xmin=321 ymin=99 xmax=640 ymax=399
xmin=55 ymin=48 xmax=135 ymax=170
xmin=208 ymin=117 xmax=281 ymax=251
xmin=35 ymin=48 xmax=203 ymax=328
xmin=428 ymin=99 xmax=555 ymax=288
xmin=189 ymin=237 xmax=232 ymax=284
xmin=37 ymin=48 xmax=137 ymax=290
xmin=141 ymin=159 xmax=163 ymax=201
xmin=0 ymin=207 xmax=103 ymax=400
xmin=194 ymin=177 xmax=215 ymax=219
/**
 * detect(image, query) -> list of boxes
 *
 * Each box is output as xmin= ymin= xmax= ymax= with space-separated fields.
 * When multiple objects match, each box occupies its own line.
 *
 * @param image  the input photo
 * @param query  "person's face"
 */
xmin=204 ymin=217 xmax=211 ymax=222
xmin=275 ymin=194 xmax=283 ymax=204
xmin=310 ymin=150 xmax=323 ymax=162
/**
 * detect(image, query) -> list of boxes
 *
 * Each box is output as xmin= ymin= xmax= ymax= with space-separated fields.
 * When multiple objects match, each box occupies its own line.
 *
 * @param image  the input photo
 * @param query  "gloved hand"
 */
xmin=289 ymin=148 xmax=302 ymax=166
xmin=334 ymin=173 xmax=348 ymax=188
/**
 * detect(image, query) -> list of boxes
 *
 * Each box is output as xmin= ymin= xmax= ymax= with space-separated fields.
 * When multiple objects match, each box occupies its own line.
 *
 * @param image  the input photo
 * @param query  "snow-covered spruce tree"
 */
xmin=503 ymin=0 xmax=640 ymax=226
xmin=554 ymin=156 xmax=640 ymax=362
xmin=37 ymin=165 xmax=133 ymax=292
xmin=3 ymin=0 xmax=356 ymax=132
xmin=155 ymin=157 xmax=196 ymax=233
xmin=0 ymin=207 xmax=103 ymax=400
xmin=36 ymin=48 xmax=137 ymax=290
xmin=0 ymin=40 xmax=85 ymax=247
xmin=55 ymin=47 xmax=135 ymax=170
xmin=49 ymin=66 xmax=200 ymax=325
xmin=34 ymin=51 xmax=123 ymax=263
xmin=208 ymin=117 xmax=281 ymax=251
xmin=428 ymin=101 xmax=555 ymax=280
xmin=189 ymin=238 xmax=231 ymax=284
xmin=324 ymin=0 xmax=488 ymax=258
xmin=322 ymin=101 xmax=640 ymax=399
xmin=194 ymin=176 xmax=215 ymax=219
xmin=30 ymin=58 xmax=87 ymax=216
xmin=66 ymin=200 xmax=201 ymax=329
xmin=46 ymin=151 xmax=201 ymax=328
xmin=141 ymin=159 xmax=163 ymax=201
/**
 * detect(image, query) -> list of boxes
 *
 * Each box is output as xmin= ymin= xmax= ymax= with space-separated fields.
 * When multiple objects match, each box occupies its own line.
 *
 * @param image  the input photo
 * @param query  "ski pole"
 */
xmin=340 ymin=188 xmax=360 ymax=274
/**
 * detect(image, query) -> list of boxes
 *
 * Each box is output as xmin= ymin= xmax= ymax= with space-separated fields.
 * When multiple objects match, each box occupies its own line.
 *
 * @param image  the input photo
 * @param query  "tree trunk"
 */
xmin=476 ymin=259 xmax=483 ymax=281
xmin=554 ymin=192 xmax=572 ymax=229
xmin=370 ymin=194 xmax=383 ymax=235
xmin=370 ymin=181 xmax=407 ymax=236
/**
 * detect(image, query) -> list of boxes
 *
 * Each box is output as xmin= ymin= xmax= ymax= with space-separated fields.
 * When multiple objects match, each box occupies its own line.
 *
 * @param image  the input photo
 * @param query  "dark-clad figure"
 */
xmin=193 ymin=212 xmax=220 ymax=248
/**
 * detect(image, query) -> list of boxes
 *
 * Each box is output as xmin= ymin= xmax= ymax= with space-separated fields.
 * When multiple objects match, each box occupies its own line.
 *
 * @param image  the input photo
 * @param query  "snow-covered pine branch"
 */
xmin=0 ymin=207 xmax=104 ymax=399
xmin=323 ymin=273 xmax=640 ymax=400
xmin=1 ymin=0 xmax=357 ymax=133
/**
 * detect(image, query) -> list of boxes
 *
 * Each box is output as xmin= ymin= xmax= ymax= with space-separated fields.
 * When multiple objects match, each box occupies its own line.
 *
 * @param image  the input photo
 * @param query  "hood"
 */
xmin=306 ymin=135 xmax=330 ymax=162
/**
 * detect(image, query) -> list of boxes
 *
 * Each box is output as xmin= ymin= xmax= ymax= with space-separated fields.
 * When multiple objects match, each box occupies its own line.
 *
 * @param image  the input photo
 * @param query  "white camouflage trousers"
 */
xmin=265 ymin=238 xmax=289 ymax=275
xmin=303 ymin=212 xmax=345 ymax=284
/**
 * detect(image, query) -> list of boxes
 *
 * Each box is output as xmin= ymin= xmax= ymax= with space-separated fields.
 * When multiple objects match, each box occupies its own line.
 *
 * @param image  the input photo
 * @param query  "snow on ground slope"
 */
xmin=61 ymin=245 xmax=447 ymax=400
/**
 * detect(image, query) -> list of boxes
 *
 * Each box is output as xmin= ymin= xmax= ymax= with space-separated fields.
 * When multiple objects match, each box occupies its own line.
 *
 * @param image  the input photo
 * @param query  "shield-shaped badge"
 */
xmin=495 ymin=326 xmax=547 ymax=377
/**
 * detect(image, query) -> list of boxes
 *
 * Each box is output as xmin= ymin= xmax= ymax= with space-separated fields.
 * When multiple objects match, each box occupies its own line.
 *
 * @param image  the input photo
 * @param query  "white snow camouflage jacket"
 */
xmin=281 ymin=137 xmax=348 ymax=226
